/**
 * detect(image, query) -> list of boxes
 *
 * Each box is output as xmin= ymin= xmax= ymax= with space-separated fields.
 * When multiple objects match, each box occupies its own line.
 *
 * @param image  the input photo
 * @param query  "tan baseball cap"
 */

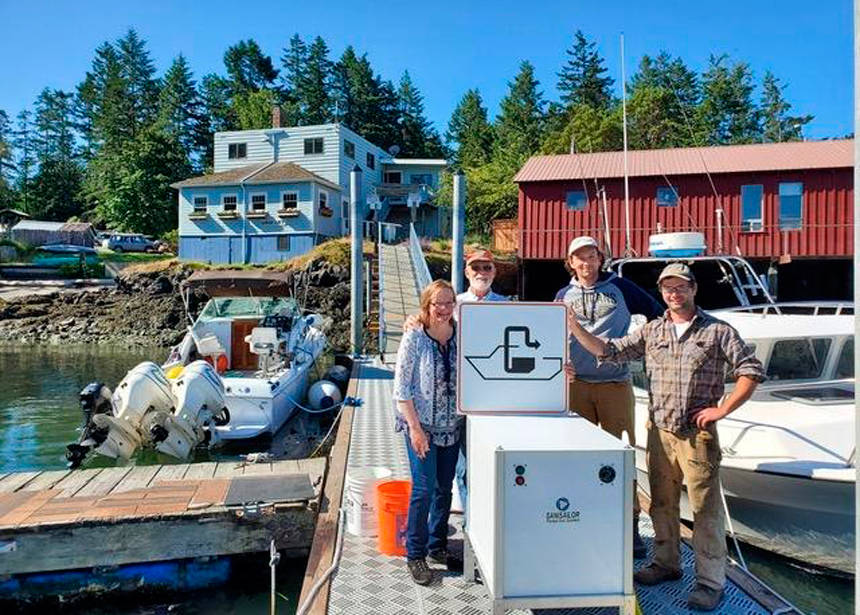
xmin=567 ymin=236 xmax=600 ymax=256
xmin=657 ymin=262 xmax=696 ymax=284
xmin=465 ymin=249 xmax=495 ymax=266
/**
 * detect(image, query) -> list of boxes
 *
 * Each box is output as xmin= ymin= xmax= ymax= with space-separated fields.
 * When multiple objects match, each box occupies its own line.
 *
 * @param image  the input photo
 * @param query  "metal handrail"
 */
xmin=409 ymin=223 xmax=433 ymax=291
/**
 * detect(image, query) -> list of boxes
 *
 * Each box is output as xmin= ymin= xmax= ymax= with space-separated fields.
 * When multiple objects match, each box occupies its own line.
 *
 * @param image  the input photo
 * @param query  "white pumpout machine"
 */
xmin=465 ymin=414 xmax=636 ymax=615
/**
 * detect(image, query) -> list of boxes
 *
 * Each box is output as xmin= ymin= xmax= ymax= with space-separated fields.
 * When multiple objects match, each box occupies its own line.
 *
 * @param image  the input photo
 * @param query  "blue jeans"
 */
xmin=455 ymin=422 xmax=468 ymax=527
xmin=404 ymin=433 xmax=459 ymax=560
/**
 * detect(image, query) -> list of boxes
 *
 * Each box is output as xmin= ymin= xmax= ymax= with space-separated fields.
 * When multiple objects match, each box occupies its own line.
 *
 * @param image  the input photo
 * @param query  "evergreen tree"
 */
xmin=333 ymin=47 xmax=400 ymax=148
xmin=157 ymin=54 xmax=206 ymax=169
xmin=300 ymin=36 xmax=334 ymax=125
xmin=0 ymin=110 xmax=15 ymax=208
xmin=234 ymin=89 xmax=280 ymax=130
xmin=396 ymin=71 xmax=444 ymax=158
xmin=760 ymin=71 xmax=812 ymax=142
xmin=224 ymin=39 xmax=278 ymax=94
xmin=699 ymin=54 xmax=760 ymax=145
xmin=199 ymin=73 xmax=237 ymax=168
xmin=446 ymin=89 xmax=493 ymax=167
xmin=541 ymin=103 xmax=621 ymax=154
xmin=12 ymin=110 xmax=36 ymax=213
xmin=31 ymin=88 xmax=84 ymax=220
xmin=75 ymin=42 xmax=126 ymax=157
xmin=278 ymin=34 xmax=308 ymax=125
xmin=557 ymin=30 xmax=614 ymax=109
xmin=494 ymin=61 xmax=545 ymax=161
xmin=89 ymin=126 xmax=190 ymax=235
xmin=116 ymin=28 xmax=161 ymax=139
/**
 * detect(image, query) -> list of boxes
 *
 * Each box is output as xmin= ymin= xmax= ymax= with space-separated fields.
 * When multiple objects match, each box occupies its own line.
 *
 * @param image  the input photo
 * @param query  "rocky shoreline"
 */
xmin=0 ymin=257 xmax=360 ymax=351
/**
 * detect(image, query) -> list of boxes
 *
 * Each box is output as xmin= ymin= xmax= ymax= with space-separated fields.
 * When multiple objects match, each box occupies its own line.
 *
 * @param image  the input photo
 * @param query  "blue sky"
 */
xmin=0 ymin=0 xmax=852 ymax=140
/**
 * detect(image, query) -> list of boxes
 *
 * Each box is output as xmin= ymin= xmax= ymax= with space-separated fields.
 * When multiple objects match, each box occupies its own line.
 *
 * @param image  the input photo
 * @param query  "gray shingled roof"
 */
xmin=172 ymin=162 xmax=341 ymax=191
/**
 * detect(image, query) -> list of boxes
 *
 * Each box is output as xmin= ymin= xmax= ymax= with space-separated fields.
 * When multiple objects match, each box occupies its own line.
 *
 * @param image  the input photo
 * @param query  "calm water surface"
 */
xmin=0 ymin=346 xmax=853 ymax=614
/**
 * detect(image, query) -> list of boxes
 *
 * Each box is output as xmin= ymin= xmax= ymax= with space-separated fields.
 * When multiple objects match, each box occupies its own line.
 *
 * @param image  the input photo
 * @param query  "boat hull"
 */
xmin=634 ymin=447 xmax=855 ymax=575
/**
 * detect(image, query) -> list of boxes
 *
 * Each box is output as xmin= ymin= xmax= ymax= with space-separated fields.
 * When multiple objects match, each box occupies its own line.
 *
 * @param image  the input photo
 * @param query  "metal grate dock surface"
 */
xmin=328 ymin=359 xmax=770 ymax=615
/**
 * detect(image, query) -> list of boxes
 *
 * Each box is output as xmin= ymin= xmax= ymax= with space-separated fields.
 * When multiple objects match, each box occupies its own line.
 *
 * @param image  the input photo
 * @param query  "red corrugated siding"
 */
xmin=518 ymin=168 xmax=853 ymax=260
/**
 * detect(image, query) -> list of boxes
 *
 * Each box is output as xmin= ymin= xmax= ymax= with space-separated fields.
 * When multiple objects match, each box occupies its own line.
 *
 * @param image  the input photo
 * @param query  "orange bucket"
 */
xmin=375 ymin=479 xmax=411 ymax=556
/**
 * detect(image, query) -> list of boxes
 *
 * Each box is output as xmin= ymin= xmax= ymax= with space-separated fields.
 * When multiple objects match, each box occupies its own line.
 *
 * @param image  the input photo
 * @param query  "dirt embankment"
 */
xmin=0 ymin=257 xmax=359 ymax=351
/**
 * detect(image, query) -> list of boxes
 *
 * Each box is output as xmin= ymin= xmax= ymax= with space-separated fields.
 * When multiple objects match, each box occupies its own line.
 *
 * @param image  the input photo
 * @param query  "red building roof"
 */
xmin=514 ymin=139 xmax=854 ymax=183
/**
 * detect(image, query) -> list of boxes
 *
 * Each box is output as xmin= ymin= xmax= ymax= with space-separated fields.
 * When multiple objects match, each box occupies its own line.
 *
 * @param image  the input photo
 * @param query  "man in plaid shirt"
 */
xmin=567 ymin=262 xmax=764 ymax=612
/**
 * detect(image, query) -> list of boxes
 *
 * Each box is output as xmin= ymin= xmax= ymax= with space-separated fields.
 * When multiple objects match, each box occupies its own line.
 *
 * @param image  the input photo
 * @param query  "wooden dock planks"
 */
xmin=0 ymin=458 xmax=327 ymax=578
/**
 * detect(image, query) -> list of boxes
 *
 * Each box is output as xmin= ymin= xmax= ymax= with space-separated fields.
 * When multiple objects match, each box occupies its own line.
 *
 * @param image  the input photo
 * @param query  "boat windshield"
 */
xmin=197 ymin=296 xmax=300 ymax=321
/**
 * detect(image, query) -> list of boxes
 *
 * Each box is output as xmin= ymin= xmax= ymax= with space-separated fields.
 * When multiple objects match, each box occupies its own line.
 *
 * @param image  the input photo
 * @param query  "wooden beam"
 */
xmin=296 ymin=359 xmax=360 ymax=615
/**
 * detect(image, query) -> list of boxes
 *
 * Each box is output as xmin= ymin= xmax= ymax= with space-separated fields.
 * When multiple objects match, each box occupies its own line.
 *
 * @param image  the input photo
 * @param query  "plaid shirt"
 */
xmin=603 ymin=308 xmax=765 ymax=434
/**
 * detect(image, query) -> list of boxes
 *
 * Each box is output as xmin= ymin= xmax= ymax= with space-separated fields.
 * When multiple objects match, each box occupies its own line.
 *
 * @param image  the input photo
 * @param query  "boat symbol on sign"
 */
xmin=464 ymin=326 xmax=563 ymax=381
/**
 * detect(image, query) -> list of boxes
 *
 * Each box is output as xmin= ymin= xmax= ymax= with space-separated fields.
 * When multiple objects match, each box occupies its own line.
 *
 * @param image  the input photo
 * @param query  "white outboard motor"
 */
xmin=146 ymin=360 xmax=228 ymax=459
xmin=93 ymin=361 xmax=174 ymax=459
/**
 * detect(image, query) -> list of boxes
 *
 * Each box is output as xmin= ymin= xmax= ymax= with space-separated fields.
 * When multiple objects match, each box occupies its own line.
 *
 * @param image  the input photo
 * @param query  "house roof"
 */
xmin=11 ymin=220 xmax=94 ymax=232
xmin=385 ymin=158 xmax=448 ymax=167
xmin=172 ymin=162 xmax=341 ymax=191
xmin=514 ymin=139 xmax=854 ymax=183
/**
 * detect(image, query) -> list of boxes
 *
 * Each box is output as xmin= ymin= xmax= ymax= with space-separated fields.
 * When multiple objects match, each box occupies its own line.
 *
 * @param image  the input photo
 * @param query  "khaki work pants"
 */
xmin=647 ymin=423 xmax=726 ymax=590
xmin=569 ymin=379 xmax=640 ymax=517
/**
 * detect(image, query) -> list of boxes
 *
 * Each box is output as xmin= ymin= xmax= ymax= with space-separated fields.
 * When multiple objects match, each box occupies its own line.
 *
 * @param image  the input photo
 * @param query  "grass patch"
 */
xmin=97 ymin=249 xmax=175 ymax=263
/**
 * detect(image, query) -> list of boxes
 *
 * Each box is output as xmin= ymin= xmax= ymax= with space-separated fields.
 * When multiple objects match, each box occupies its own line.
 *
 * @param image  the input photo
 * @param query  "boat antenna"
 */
xmin=620 ymin=32 xmax=632 ymax=256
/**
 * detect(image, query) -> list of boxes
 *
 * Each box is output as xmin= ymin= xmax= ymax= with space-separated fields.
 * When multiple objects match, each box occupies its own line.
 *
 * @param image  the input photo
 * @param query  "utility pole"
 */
xmin=451 ymin=171 xmax=466 ymax=294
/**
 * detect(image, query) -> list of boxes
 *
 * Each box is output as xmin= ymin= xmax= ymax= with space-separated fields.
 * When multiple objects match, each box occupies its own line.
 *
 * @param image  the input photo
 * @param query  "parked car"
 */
xmin=105 ymin=233 xmax=156 ymax=253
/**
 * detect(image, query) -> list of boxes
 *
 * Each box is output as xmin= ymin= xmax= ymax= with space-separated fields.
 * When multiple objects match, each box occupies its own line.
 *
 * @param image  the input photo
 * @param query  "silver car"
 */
xmin=104 ymin=233 xmax=156 ymax=253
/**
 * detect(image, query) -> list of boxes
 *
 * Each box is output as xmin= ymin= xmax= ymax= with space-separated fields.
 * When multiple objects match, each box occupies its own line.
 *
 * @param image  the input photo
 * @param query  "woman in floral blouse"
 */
xmin=393 ymin=279 xmax=461 ymax=585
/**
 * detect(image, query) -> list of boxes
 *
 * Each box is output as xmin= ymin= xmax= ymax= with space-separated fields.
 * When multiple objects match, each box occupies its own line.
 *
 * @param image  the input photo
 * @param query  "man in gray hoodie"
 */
xmin=555 ymin=236 xmax=663 ymax=558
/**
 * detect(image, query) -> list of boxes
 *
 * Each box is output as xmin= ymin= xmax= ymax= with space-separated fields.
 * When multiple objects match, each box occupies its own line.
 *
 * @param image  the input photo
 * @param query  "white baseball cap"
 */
xmin=567 ymin=236 xmax=600 ymax=256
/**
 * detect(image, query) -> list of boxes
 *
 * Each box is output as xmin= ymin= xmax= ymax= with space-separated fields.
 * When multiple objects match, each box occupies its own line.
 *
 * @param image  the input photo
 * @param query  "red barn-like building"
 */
xmin=514 ymin=139 xmax=853 ymax=301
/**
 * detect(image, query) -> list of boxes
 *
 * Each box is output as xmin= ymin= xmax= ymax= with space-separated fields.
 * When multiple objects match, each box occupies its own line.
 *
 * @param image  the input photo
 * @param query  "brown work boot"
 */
xmin=687 ymin=584 xmax=724 ymax=611
xmin=632 ymin=524 xmax=647 ymax=559
xmin=633 ymin=562 xmax=682 ymax=586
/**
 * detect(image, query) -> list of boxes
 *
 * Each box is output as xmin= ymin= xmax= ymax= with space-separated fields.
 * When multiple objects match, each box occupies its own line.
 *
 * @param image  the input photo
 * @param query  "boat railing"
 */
xmin=718 ymin=301 xmax=854 ymax=316
xmin=409 ymin=223 xmax=433 ymax=292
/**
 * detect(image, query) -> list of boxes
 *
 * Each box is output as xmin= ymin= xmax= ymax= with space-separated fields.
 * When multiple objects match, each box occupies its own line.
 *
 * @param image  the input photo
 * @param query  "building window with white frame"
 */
xmin=304 ymin=137 xmax=324 ymax=155
xmin=344 ymin=140 xmax=355 ymax=158
xmin=410 ymin=173 xmax=432 ymax=186
xmin=277 ymin=235 xmax=291 ymax=252
xmin=741 ymin=184 xmax=764 ymax=232
xmin=250 ymin=193 xmax=267 ymax=211
xmin=778 ymin=182 xmax=803 ymax=230
xmin=657 ymin=186 xmax=679 ymax=207
xmin=192 ymin=196 xmax=208 ymax=214
xmin=281 ymin=191 xmax=298 ymax=210
xmin=366 ymin=152 xmax=375 ymax=170
xmin=565 ymin=190 xmax=587 ymax=211
xmin=228 ymin=143 xmax=247 ymax=159
xmin=384 ymin=171 xmax=402 ymax=184
xmin=222 ymin=195 xmax=238 ymax=211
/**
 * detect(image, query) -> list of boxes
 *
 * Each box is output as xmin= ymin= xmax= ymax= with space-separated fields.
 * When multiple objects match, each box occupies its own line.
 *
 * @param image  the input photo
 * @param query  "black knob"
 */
xmin=598 ymin=465 xmax=616 ymax=484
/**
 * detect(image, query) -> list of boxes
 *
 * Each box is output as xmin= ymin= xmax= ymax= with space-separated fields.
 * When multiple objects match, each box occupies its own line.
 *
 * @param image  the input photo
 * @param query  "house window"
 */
xmin=410 ymin=174 xmax=432 ymax=185
xmin=304 ymin=137 xmax=324 ymax=155
xmin=741 ymin=185 xmax=764 ymax=232
xmin=318 ymin=190 xmax=333 ymax=216
xmin=281 ymin=191 xmax=298 ymax=210
xmin=366 ymin=152 xmax=375 ymax=170
xmin=565 ymin=191 xmax=587 ymax=211
xmin=250 ymin=194 xmax=267 ymax=211
xmin=222 ymin=195 xmax=238 ymax=211
xmin=228 ymin=143 xmax=247 ymax=159
xmin=657 ymin=186 xmax=679 ymax=207
xmin=384 ymin=171 xmax=402 ymax=184
xmin=344 ymin=140 xmax=355 ymax=159
xmin=192 ymin=196 xmax=208 ymax=213
xmin=319 ymin=191 xmax=327 ymax=209
xmin=277 ymin=235 xmax=291 ymax=252
xmin=779 ymin=182 xmax=803 ymax=230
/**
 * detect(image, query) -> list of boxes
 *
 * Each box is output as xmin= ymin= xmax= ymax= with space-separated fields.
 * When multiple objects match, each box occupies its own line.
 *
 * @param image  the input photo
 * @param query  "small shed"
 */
xmin=11 ymin=220 xmax=97 ymax=248
xmin=0 ymin=209 xmax=30 ymax=236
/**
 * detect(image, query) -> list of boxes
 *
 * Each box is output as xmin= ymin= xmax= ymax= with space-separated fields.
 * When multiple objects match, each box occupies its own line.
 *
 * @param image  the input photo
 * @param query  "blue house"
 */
xmin=173 ymin=120 xmax=447 ymax=264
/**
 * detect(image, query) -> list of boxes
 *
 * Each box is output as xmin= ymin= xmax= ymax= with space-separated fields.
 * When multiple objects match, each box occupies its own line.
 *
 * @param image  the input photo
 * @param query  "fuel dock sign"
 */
xmin=457 ymin=302 xmax=568 ymax=414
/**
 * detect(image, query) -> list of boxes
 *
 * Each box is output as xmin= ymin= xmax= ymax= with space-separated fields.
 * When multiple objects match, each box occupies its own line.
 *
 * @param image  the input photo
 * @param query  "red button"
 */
xmin=515 ymin=476 xmax=525 ymax=486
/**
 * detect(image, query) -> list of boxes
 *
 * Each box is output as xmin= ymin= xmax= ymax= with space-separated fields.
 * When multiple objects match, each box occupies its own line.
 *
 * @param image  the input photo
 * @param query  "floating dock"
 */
xmin=0 ymin=458 xmax=325 ymax=600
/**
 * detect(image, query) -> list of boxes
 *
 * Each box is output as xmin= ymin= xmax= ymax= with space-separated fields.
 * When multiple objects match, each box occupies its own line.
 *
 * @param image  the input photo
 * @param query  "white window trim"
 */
xmin=318 ymin=189 xmax=329 ymax=208
xmin=221 ymin=193 xmax=239 ymax=211
xmin=249 ymin=191 xmax=268 ymax=211
xmin=344 ymin=139 xmax=355 ymax=159
xmin=778 ymin=181 xmax=804 ymax=231
xmin=280 ymin=190 xmax=299 ymax=209
xmin=740 ymin=184 xmax=764 ymax=233
xmin=192 ymin=194 xmax=208 ymax=212
xmin=304 ymin=137 xmax=324 ymax=155
xmin=228 ymin=142 xmax=247 ymax=159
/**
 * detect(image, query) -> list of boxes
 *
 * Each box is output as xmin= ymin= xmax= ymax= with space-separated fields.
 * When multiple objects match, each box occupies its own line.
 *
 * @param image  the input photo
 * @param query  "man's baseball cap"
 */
xmin=657 ymin=262 xmax=696 ymax=284
xmin=567 ymin=236 xmax=600 ymax=256
xmin=465 ymin=249 xmax=495 ymax=266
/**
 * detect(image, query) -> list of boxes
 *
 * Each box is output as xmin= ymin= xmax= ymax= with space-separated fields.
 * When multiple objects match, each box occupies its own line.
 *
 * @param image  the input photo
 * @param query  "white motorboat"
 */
xmin=611 ymin=247 xmax=855 ymax=575
xmin=67 ymin=271 xmax=327 ymax=465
